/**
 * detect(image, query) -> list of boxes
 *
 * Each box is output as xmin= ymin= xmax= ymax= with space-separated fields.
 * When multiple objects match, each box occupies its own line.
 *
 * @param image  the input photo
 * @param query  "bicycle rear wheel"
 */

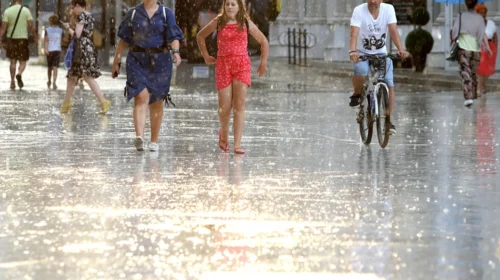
xmin=376 ymin=86 xmax=391 ymax=148
xmin=358 ymin=94 xmax=373 ymax=145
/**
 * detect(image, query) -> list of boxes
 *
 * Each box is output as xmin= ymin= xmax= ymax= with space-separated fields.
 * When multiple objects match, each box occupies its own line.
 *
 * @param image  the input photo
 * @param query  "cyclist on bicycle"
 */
xmin=349 ymin=0 xmax=409 ymax=135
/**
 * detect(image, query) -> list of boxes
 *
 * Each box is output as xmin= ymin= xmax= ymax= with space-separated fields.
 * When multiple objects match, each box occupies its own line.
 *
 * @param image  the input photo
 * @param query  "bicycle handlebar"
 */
xmin=358 ymin=54 xmax=403 ymax=61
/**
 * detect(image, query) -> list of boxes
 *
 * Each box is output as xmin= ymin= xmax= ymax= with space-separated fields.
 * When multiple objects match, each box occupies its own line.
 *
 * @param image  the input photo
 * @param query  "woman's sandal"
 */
xmin=219 ymin=129 xmax=229 ymax=152
xmin=10 ymin=82 xmax=15 ymax=90
xmin=234 ymin=147 xmax=245 ymax=155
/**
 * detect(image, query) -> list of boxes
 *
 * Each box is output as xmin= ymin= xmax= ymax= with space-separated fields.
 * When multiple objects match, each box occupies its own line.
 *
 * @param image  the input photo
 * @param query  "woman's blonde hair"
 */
xmin=217 ymin=0 xmax=250 ymax=31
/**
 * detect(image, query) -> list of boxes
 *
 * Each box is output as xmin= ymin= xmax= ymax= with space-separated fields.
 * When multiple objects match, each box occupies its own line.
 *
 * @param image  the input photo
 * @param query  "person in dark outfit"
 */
xmin=112 ymin=0 xmax=184 ymax=153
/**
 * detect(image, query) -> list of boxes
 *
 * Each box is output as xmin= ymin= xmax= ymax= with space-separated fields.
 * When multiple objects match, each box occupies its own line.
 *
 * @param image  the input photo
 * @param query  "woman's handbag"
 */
xmin=64 ymin=39 xmax=74 ymax=69
xmin=72 ymin=37 xmax=82 ymax=65
xmin=64 ymin=37 xmax=82 ymax=69
xmin=447 ymin=13 xmax=461 ymax=62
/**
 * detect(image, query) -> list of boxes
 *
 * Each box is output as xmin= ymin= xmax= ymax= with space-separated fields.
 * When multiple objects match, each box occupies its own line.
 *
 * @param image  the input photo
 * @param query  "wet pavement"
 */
xmin=0 ymin=59 xmax=500 ymax=280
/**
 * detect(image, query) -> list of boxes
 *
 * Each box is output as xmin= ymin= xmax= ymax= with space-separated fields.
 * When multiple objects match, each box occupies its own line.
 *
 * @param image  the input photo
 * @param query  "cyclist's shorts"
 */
xmin=353 ymin=56 xmax=394 ymax=87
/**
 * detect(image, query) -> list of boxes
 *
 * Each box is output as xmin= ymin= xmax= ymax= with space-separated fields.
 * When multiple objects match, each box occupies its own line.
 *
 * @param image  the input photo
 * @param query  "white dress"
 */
xmin=485 ymin=20 xmax=497 ymax=40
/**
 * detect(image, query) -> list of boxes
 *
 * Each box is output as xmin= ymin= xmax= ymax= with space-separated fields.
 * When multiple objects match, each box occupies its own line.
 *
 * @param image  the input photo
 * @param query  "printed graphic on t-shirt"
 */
xmin=362 ymin=33 xmax=386 ymax=51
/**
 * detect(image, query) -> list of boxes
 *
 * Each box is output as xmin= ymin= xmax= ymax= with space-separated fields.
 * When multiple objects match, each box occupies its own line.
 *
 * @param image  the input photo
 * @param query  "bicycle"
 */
xmin=356 ymin=54 xmax=399 ymax=148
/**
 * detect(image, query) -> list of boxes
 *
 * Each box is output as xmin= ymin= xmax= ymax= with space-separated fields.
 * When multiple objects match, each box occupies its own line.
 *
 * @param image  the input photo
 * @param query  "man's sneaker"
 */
xmin=464 ymin=99 xmax=474 ymax=107
xmin=349 ymin=94 xmax=361 ymax=107
xmin=389 ymin=123 xmax=397 ymax=136
xmin=134 ymin=136 xmax=144 ymax=151
xmin=149 ymin=142 xmax=159 ymax=152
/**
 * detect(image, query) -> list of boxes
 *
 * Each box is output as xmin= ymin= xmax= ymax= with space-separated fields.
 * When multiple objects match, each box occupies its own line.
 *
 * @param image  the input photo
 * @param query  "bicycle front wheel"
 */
xmin=358 ymin=95 xmax=373 ymax=145
xmin=376 ymin=86 xmax=391 ymax=148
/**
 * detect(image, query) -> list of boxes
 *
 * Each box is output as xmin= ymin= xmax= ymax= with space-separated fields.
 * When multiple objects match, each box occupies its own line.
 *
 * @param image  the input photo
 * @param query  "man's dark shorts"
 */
xmin=47 ymin=51 xmax=61 ymax=68
xmin=6 ymin=39 xmax=29 ymax=61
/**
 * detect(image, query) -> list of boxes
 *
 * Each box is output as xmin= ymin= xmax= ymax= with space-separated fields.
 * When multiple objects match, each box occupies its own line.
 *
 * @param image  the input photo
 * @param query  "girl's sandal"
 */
xmin=219 ymin=129 xmax=229 ymax=152
xmin=234 ymin=147 xmax=245 ymax=155
xmin=10 ymin=82 xmax=15 ymax=90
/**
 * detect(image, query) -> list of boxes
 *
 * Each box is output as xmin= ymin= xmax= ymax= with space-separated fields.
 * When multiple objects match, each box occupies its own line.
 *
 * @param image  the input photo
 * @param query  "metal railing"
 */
xmin=279 ymin=28 xmax=316 ymax=66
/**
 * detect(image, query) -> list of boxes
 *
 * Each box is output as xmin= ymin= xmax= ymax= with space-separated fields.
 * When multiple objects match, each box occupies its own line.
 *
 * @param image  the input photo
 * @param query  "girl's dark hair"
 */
xmin=71 ymin=0 xmax=86 ymax=7
xmin=466 ymin=0 xmax=478 ymax=10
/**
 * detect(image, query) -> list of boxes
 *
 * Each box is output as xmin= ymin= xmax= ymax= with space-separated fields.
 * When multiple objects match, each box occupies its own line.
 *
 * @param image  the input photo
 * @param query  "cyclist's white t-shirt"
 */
xmin=350 ymin=3 xmax=397 ymax=55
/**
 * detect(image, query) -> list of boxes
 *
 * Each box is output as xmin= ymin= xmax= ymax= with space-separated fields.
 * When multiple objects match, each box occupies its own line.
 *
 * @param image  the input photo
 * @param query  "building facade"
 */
xmin=269 ymin=0 xmax=500 ymax=69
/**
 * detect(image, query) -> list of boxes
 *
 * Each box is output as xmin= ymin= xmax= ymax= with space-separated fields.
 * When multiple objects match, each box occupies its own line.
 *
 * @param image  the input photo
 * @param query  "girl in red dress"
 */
xmin=197 ymin=0 xmax=269 ymax=155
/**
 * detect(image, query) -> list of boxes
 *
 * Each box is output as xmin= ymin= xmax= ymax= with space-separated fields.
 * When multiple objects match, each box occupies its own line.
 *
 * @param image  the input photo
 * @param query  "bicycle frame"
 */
xmin=365 ymin=56 xmax=389 ymax=118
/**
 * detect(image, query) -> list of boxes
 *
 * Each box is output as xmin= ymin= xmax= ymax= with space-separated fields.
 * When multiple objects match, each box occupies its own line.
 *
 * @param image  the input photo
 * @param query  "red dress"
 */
xmin=215 ymin=23 xmax=251 ymax=90
xmin=477 ymin=41 xmax=497 ymax=77
xmin=478 ymin=20 xmax=498 ymax=77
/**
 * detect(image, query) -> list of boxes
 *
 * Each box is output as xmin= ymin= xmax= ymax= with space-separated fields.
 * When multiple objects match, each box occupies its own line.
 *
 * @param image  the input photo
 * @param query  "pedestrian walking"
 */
xmin=0 ymin=0 xmax=38 ymax=90
xmin=112 ymin=0 xmax=184 ymax=152
xmin=44 ymin=14 xmax=63 ymax=90
xmin=475 ymin=4 xmax=497 ymax=96
xmin=60 ymin=0 xmax=111 ymax=114
xmin=62 ymin=5 xmax=84 ymax=90
xmin=452 ymin=0 xmax=486 ymax=107
xmin=196 ymin=0 xmax=269 ymax=155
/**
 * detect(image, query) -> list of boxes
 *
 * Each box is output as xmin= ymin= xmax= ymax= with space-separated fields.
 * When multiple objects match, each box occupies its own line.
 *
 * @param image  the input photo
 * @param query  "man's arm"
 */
xmin=0 ymin=22 xmax=8 ymax=39
xmin=349 ymin=26 xmax=360 ymax=62
xmin=388 ymin=23 xmax=409 ymax=58
xmin=350 ymin=26 xmax=359 ymax=52
xmin=388 ymin=23 xmax=403 ymax=51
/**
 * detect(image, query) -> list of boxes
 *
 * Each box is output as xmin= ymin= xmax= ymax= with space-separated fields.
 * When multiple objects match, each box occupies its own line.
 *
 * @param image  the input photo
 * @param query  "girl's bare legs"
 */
xmin=83 ymin=75 xmax=106 ymax=103
xmin=63 ymin=76 xmax=77 ymax=104
xmin=52 ymin=67 xmax=58 ymax=89
xmin=134 ymin=89 xmax=150 ymax=138
xmin=218 ymin=85 xmax=233 ymax=147
xmin=47 ymin=67 xmax=52 ymax=87
xmin=478 ymin=74 xmax=487 ymax=96
xmin=149 ymin=100 xmax=164 ymax=143
xmin=231 ymin=80 xmax=248 ymax=152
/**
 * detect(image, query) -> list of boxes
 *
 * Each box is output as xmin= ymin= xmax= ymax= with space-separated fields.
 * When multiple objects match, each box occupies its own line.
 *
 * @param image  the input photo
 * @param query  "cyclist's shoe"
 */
xmin=389 ymin=123 xmax=397 ymax=136
xmin=349 ymin=94 xmax=361 ymax=107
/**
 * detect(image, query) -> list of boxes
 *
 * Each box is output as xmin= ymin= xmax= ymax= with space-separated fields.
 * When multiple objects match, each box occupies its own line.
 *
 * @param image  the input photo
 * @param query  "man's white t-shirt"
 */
xmin=350 ymin=3 xmax=397 ymax=55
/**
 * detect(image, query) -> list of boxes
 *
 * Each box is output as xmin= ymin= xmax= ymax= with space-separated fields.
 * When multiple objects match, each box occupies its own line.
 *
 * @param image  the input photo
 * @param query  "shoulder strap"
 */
xmin=131 ymin=9 xmax=136 ymax=21
xmin=130 ymin=7 xmax=165 ymax=22
xmin=9 ymin=5 xmax=24 ymax=39
xmin=455 ymin=13 xmax=461 ymax=41
xmin=458 ymin=13 xmax=461 ymax=39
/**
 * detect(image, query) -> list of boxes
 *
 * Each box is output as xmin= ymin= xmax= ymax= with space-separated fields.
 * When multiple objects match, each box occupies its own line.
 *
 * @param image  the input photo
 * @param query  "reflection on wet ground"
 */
xmin=0 ymin=80 xmax=500 ymax=279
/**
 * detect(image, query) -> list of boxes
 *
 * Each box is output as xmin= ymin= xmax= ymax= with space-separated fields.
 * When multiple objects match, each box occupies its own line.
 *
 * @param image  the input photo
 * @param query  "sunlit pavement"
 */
xmin=0 ymin=58 xmax=500 ymax=279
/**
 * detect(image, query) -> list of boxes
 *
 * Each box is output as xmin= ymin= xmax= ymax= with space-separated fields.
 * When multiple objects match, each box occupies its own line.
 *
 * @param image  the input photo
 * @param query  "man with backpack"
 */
xmin=0 ymin=0 xmax=37 ymax=89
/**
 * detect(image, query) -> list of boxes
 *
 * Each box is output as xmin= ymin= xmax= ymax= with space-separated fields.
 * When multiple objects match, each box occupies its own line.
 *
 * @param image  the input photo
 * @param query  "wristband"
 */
xmin=171 ymin=49 xmax=179 ymax=54
xmin=349 ymin=50 xmax=357 ymax=54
